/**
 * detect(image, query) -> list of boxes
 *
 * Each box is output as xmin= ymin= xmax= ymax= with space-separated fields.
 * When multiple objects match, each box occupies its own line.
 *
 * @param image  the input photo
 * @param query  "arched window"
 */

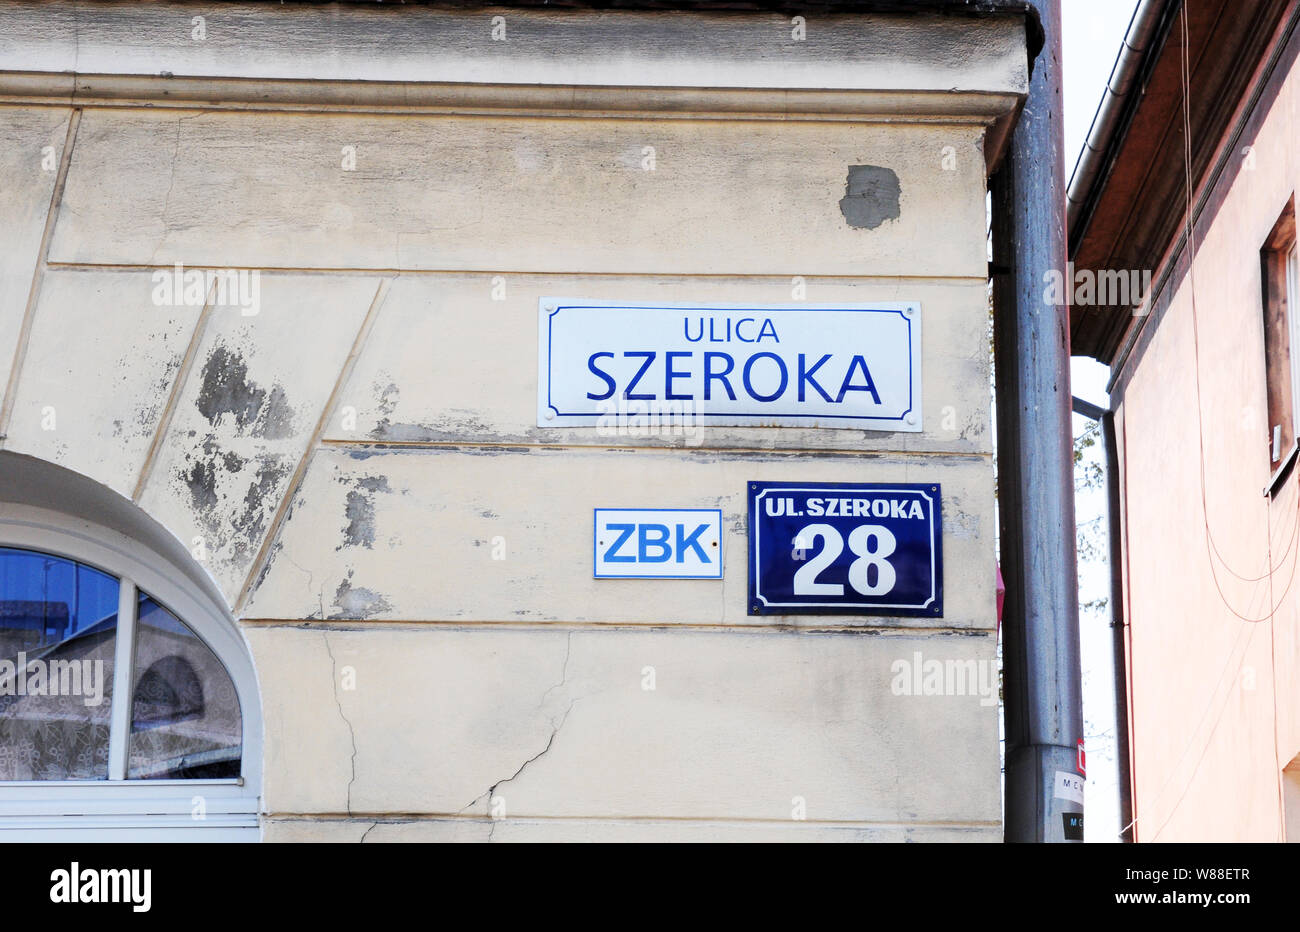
xmin=0 ymin=551 xmax=244 ymax=783
xmin=0 ymin=452 xmax=261 ymax=841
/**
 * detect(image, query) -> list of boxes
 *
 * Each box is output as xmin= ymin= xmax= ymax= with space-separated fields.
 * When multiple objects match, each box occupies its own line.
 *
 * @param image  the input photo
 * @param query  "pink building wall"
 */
xmin=1114 ymin=44 xmax=1300 ymax=841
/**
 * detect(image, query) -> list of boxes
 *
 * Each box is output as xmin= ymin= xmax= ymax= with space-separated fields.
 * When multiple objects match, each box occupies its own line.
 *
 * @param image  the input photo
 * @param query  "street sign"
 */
xmin=538 ymin=300 xmax=922 ymax=431
xmin=594 ymin=508 xmax=724 ymax=579
xmin=748 ymin=481 xmax=942 ymax=616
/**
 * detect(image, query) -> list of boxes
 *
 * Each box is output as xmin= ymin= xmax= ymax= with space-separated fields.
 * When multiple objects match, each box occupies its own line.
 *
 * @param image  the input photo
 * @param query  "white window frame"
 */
xmin=0 ymin=503 xmax=262 ymax=841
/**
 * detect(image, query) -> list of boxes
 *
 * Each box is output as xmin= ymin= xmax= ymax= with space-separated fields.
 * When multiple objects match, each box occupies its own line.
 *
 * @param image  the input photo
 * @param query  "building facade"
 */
xmin=0 ymin=0 xmax=1034 ymax=840
xmin=1070 ymin=0 xmax=1300 ymax=842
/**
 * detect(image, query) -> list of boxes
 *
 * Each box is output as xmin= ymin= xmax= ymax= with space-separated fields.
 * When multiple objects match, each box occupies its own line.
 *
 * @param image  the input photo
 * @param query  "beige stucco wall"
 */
xmin=1113 ymin=44 xmax=1300 ymax=841
xmin=0 ymin=1 xmax=1025 ymax=840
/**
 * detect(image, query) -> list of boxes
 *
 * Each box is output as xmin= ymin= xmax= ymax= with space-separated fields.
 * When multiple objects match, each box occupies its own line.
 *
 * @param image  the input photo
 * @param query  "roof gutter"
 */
xmin=1066 ymin=0 xmax=1172 ymax=240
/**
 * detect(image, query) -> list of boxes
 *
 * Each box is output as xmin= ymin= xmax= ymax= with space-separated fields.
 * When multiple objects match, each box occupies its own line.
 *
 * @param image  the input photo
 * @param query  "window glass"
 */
xmin=0 ymin=548 xmax=118 ymax=780
xmin=128 ymin=594 xmax=241 ymax=779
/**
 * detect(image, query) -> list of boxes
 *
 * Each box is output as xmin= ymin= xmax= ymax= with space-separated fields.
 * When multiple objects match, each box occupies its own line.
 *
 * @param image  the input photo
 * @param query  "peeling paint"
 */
xmin=375 ymin=380 xmax=399 ymax=417
xmin=175 ymin=433 xmax=292 ymax=570
xmin=183 ymin=457 xmax=219 ymax=512
xmin=950 ymin=509 xmax=981 ymax=541
xmin=367 ymin=395 xmax=496 ymax=441
xmin=330 ymin=570 xmax=392 ymax=620
xmin=259 ymin=384 xmax=295 ymax=440
xmin=369 ymin=417 xmax=494 ymax=443
xmin=233 ymin=458 xmax=293 ymax=550
xmin=338 ymin=475 xmax=392 ymax=550
xmin=196 ymin=343 xmax=295 ymax=438
xmin=196 ymin=344 xmax=263 ymax=431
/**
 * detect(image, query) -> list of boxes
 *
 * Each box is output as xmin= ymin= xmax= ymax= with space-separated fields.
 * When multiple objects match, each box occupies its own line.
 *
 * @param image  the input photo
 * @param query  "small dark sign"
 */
xmin=1062 ymin=812 xmax=1084 ymax=841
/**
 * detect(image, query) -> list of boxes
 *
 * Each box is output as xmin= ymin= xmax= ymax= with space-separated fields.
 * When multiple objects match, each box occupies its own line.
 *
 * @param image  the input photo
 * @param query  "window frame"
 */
xmin=1262 ymin=197 xmax=1299 ymax=494
xmin=1289 ymin=240 xmax=1300 ymax=435
xmin=0 ymin=502 xmax=261 ymax=841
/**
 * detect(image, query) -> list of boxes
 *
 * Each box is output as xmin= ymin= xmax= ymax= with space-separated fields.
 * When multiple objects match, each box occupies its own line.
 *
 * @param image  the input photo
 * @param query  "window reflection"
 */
xmin=0 ymin=548 xmax=117 ymax=780
xmin=128 ymin=595 xmax=241 ymax=780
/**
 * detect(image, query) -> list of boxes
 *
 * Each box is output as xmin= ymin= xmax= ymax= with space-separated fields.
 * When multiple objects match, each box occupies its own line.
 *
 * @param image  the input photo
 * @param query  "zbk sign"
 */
xmin=748 ymin=481 xmax=942 ymax=616
xmin=594 ymin=508 xmax=724 ymax=579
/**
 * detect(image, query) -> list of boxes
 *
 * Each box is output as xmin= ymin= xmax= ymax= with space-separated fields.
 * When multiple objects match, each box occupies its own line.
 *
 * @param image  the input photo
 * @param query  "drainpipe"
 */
xmin=991 ymin=0 xmax=1085 ymax=843
xmin=1072 ymin=396 xmax=1134 ymax=843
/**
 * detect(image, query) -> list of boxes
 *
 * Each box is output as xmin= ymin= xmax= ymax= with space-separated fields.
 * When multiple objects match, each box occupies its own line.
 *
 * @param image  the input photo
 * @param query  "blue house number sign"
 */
xmin=748 ymin=481 xmax=943 ymax=616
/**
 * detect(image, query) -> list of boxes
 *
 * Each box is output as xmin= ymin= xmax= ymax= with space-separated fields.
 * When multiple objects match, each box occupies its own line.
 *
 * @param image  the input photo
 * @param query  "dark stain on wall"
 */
xmin=838 ymin=165 xmax=901 ymax=230
xmin=184 ymin=458 xmax=219 ymax=512
xmin=258 ymin=384 xmax=295 ymax=440
xmin=196 ymin=343 xmax=295 ymax=438
xmin=197 ymin=345 xmax=263 ymax=431
xmin=339 ymin=475 xmax=392 ymax=550
xmin=231 ymin=458 xmax=293 ymax=556
xmin=175 ymin=433 xmax=293 ymax=569
xmin=376 ymin=381 xmax=399 ymax=418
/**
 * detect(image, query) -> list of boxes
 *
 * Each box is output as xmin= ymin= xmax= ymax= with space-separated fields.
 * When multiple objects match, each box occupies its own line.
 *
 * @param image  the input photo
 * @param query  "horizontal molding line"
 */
xmin=0 ymin=73 xmax=1022 ymax=123
xmin=264 ymin=812 xmax=1002 ymax=828
xmin=42 ymin=262 xmax=991 ymax=285
xmin=0 ymin=100 xmax=1006 ymax=127
xmin=237 ymin=619 xmax=995 ymax=636
xmin=315 ymin=438 xmax=994 ymax=459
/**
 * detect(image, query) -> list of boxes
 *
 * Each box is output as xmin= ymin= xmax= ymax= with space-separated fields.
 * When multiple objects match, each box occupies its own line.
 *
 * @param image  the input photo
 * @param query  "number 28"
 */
xmin=792 ymin=523 xmax=897 ymax=596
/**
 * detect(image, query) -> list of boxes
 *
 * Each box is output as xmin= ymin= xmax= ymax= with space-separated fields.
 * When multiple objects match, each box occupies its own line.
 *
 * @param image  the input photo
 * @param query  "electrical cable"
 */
xmin=1177 ymin=0 xmax=1300 ymax=619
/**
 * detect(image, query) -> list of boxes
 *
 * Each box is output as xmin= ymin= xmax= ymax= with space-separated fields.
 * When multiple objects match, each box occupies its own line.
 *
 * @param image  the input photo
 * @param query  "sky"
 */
xmin=1060 ymin=0 xmax=1141 ymax=841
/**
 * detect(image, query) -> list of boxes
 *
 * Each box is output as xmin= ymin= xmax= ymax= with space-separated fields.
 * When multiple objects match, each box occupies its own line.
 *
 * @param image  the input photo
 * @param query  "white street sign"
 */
xmin=538 ymin=300 xmax=922 ymax=431
xmin=593 ymin=508 xmax=724 ymax=579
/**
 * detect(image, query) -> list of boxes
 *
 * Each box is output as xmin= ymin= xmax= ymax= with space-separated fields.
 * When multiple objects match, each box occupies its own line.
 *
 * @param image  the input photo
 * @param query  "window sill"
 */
xmin=0 ymin=777 xmax=243 ymax=788
xmin=0 ymin=780 xmax=259 ymax=840
xmin=1266 ymin=440 xmax=1300 ymax=497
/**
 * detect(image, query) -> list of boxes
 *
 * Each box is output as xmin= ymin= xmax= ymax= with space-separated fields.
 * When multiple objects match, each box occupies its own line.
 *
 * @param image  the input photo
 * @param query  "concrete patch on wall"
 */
xmin=838 ymin=165 xmax=902 ymax=230
xmin=331 ymin=570 xmax=392 ymax=620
